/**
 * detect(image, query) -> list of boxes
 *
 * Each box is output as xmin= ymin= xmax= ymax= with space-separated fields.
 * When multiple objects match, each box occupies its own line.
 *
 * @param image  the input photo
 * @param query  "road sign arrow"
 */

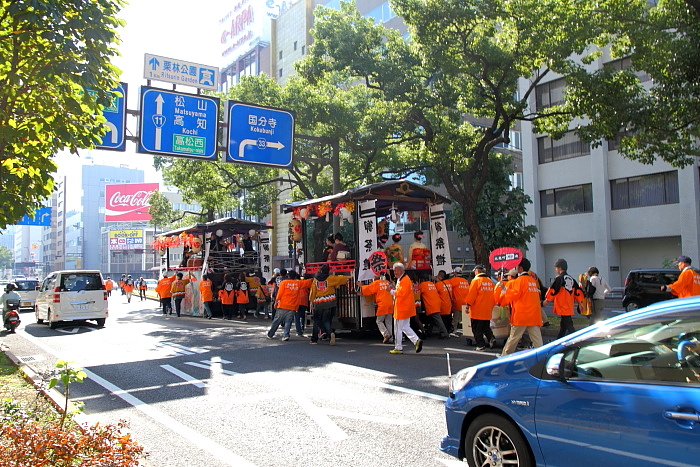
xmin=238 ymin=139 xmax=257 ymax=158
xmin=148 ymin=56 xmax=160 ymax=70
xmin=267 ymin=141 xmax=285 ymax=150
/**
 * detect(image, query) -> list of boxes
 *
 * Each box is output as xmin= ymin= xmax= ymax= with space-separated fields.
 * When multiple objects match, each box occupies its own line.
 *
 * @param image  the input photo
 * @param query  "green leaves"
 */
xmin=0 ymin=0 xmax=124 ymax=228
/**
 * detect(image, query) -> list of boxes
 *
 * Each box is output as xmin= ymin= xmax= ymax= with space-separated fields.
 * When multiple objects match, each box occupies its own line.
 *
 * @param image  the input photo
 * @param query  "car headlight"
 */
xmin=450 ymin=366 xmax=477 ymax=394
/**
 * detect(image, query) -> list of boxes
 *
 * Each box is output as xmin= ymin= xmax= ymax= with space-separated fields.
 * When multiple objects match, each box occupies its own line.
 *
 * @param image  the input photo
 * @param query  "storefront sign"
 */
xmin=109 ymin=230 xmax=145 ymax=250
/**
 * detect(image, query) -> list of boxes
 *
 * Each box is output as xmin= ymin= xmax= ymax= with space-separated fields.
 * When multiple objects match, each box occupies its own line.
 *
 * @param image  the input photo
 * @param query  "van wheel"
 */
xmin=625 ymin=300 xmax=641 ymax=312
xmin=95 ymin=318 xmax=105 ymax=327
xmin=35 ymin=306 xmax=43 ymax=324
xmin=48 ymin=313 xmax=57 ymax=329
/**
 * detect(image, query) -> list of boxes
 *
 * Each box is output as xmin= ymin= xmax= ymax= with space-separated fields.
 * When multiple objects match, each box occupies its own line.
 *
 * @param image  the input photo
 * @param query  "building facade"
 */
xmin=519 ymin=57 xmax=700 ymax=286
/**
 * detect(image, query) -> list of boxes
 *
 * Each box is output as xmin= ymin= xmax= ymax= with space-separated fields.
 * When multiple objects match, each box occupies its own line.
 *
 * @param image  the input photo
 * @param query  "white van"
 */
xmin=35 ymin=270 xmax=109 ymax=329
xmin=14 ymin=279 xmax=40 ymax=311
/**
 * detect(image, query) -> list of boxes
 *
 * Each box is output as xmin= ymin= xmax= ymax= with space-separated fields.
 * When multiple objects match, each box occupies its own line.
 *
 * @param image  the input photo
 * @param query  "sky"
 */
xmin=55 ymin=0 xmax=223 ymax=200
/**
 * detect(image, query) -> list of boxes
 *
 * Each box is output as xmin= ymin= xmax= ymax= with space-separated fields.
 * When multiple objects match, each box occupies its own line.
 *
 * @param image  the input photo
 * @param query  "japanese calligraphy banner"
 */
xmin=357 ymin=200 xmax=378 ymax=282
xmin=429 ymin=203 xmax=452 ymax=275
xmin=258 ymin=230 xmax=272 ymax=278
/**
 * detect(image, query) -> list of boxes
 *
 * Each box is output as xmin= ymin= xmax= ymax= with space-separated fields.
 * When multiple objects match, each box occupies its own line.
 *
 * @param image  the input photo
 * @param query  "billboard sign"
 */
xmin=104 ymin=183 xmax=158 ymax=222
xmin=109 ymin=230 xmax=145 ymax=251
xmin=219 ymin=0 xmax=298 ymax=67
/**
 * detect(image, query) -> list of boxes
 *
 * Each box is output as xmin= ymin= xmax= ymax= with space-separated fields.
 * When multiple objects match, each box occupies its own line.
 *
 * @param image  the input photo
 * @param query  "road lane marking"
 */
xmin=17 ymin=329 xmax=257 ymax=467
xmin=314 ymin=369 xmax=448 ymax=402
xmin=160 ymin=364 xmax=207 ymax=388
xmin=85 ymin=369 xmax=256 ymax=467
xmin=185 ymin=361 xmax=239 ymax=376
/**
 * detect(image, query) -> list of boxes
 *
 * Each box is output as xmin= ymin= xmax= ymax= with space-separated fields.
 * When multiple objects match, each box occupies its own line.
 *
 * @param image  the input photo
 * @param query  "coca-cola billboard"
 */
xmin=104 ymin=183 xmax=159 ymax=222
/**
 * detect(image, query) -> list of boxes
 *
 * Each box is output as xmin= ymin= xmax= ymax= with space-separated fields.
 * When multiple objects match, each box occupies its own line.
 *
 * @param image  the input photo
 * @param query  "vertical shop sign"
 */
xmin=429 ymin=204 xmax=452 ymax=275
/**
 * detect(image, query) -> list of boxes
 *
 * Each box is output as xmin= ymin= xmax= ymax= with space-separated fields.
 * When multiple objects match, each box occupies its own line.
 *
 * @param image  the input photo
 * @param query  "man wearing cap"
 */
xmin=495 ymin=258 xmax=544 ymax=356
xmin=662 ymin=256 xmax=700 ymax=298
xmin=543 ymin=258 xmax=583 ymax=339
xmin=446 ymin=267 xmax=470 ymax=336
xmin=465 ymin=265 xmax=496 ymax=350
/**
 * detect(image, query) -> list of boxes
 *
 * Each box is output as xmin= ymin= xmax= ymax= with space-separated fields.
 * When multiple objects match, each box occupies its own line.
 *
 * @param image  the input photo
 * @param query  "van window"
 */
xmin=60 ymin=273 xmax=103 ymax=292
xmin=15 ymin=280 xmax=39 ymax=291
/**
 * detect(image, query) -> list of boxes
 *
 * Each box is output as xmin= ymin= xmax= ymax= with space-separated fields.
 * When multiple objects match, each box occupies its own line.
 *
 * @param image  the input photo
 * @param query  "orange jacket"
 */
xmin=123 ymin=280 xmax=134 ymax=293
xmin=436 ymin=281 xmax=452 ymax=315
xmin=218 ymin=288 xmax=235 ymax=305
xmin=171 ymin=278 xmax=192 ymax=298
xmin=297 ymin=278 xmax=313 ymax=308
xmin=156 ymin=275 xmax=175 ymax=298
xmin=199 ymin=279 xmax=213 ymax=302
xmin=419 ymin=281 xmax=441 ymax=316
xmin=496 ymin=273 xmax=543 ymax=327
xmin=668 ymin=267 xmax=700 ymax=298
xmin=466 ymin=273 xmax=496 ymax=321
xmin=393 ymin=273 xmax=416 ymax=320
xmin=446 ymin=276 xmax=469 ymax=310
xmin=544 ymin=273 xmax=583 ymax=316
xmin=105 ymin=280 xmax=114 ymax=291
xmin=358 ymin=278 xmax=393 ymax=316
xmin=276 ymin=279 xmax=302 ymax=311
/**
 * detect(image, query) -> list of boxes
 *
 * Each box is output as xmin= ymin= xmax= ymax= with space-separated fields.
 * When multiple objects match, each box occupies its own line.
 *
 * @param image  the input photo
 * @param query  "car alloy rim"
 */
xmin=473 ymin=425 xmax=519 ymax=466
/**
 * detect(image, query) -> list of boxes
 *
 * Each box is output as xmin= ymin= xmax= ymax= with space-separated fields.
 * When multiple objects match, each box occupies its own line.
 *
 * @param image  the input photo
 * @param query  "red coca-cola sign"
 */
xmin=104 ymin=183 xmax=159 ymax=222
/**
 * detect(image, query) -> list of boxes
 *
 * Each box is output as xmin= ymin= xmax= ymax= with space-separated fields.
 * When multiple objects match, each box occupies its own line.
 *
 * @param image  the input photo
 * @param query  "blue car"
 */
xmin=441 ymin=296 xmax=700 ymax=466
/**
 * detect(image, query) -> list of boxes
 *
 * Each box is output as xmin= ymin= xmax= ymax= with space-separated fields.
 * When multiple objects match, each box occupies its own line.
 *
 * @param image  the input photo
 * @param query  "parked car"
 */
xmin=144 ymin=279 xmax=158 ymax=291
xmin=14 ymin=279 xmax=40 ymax=311
xmin=622 ymin=268 xmax=679 ymax=311
xmin=441 ymin=296 xmax=700 ymax=467
xmin=35 ymin=270 xmax=108 ymax=329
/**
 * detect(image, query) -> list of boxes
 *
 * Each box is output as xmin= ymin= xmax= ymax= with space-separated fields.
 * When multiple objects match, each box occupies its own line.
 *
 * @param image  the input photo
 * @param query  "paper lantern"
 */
xmin=290 ymin=219 xmax=302 ymax=241
xmin=248 ymin=229 xmax=256 ymax=236
xmin=191 ymin=235 xmax=203 ymax=254
xmin=300 ymin=207 xmax=309 ymax=219
xmin=215 ymin=229 xmax=223 ymax=237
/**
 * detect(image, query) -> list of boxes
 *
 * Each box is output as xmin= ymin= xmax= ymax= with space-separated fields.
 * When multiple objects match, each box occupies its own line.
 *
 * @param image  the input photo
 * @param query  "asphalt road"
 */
xmin=2 ymin=296 xmax=500 ymax=467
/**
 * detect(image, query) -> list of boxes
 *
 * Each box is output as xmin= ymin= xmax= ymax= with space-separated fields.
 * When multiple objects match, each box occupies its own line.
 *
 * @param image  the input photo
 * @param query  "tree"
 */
xmin=156 ymin=73 xmax=408 ymax=259
xmin=556 ymin=0 xmax=700 ymax=167
xmin=0 ymin=0 xmax=125 ymax=229
xmin=298 ymin=0 xmax=615 ymax=266
xmin=0 ymin=245 xmax=12 ymax=270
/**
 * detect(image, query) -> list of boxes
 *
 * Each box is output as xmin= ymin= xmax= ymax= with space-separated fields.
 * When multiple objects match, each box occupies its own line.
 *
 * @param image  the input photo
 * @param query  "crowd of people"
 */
xmin=142 ymin=229 xmax=700 ymax=357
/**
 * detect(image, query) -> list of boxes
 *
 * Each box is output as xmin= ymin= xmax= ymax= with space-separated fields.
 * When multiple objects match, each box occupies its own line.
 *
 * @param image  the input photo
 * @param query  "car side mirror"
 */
xmin=546 ymin=353 xmax=564 ymax=378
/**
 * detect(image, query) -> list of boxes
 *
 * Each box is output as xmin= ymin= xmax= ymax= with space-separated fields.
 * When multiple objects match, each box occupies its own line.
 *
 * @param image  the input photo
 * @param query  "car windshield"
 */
xmin=15 ymin=280 xmax=39 ymax=291
xmin=60 ymin=273 xmax=103 ymax=291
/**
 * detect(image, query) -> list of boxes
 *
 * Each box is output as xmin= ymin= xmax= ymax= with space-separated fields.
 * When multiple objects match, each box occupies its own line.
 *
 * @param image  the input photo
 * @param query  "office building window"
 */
xmin=279 ymin=68 xmax=283 ymax=77
xmin=294 ymin=41 xmax=298 ymax=51
xmin=610 ymin=171 xmax=679 ymax=210
xmin=540 ymin=184 xmax=593 ymax=217
xmin=605 ymin=56 xmax=651 ymax=83
xmin=535 ymin=77 xmax=566 ymax=110
xmin=538 ymin=131 xmax=590 ymax=163
xmin=279 ymin=50 xmax=283 ymax=60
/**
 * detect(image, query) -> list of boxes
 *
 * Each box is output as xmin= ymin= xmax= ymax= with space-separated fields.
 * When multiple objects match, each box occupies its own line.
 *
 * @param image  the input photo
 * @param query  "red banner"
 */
xmin=488 ymin=247 xmax=523 ymax=271
xmin=104 ymin=183 xmax=158 ymax=222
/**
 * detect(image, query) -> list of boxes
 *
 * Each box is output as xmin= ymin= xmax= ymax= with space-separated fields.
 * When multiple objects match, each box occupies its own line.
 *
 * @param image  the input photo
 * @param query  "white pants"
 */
xmin=502 ymin=325 xmax=543 ymax=356
xmin=376 ymin=313 xmax=393 ymax=338
xmin=394 ymin=317 xmax=419 ymax=351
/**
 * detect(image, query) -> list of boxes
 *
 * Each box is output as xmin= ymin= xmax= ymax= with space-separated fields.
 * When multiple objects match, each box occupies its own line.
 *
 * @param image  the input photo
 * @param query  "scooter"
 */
xmin=3 ymin=300 xmax=20 ymax=333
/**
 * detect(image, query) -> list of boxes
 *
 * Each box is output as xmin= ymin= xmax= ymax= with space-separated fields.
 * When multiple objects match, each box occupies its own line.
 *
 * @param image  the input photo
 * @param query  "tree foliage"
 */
xmin=298 ymin=0 xmax=616 ymax=265
xmin=0 ymin=0 xmax=125 ymax=229
xmin=559 ymin=0 xmax=700 ymax=166
xmin=0 ymin=245 xmax=12 ymax=270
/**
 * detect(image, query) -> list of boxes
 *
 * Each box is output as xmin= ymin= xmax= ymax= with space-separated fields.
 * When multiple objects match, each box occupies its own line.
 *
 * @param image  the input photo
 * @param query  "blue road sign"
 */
xmin=139 ymin=87 xmax=219 ymax=160
xmin=17 ymin=207 xmax=51 ymax=226
xmin=226 ymin=102 xmax=294 ymax=168
xmin=96 ymin=83 xmax=127 ymax=151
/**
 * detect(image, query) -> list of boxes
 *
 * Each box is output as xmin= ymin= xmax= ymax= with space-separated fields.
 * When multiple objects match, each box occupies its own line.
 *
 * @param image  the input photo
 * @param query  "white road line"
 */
xmin=85 ymin=369 xmax=256 ymax=467
xmin=444 ymin=347 xmax=499 ymax=357
xmin=313 ymin=369 xmax=448 ymax=402
xmin=185 ymin=361 xmax=239 ymax=376
xmin=160 ymin=364 xmax=207 ymax=388
xmin=18 ymin=330 xmax=256 ymax=467
xmin=293 ymin=394 xmax=348 ymax=441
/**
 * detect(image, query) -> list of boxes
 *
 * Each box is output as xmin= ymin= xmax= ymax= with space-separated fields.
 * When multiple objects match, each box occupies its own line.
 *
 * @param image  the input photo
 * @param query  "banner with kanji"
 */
xmin=429 ymin=203 xmax=452 ymax=275
xmin=357 ymin=200 xmax=378 ymax=282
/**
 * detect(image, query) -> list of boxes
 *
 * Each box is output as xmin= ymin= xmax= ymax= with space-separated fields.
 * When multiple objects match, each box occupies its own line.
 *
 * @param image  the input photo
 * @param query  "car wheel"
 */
xmin=465 ymin=413 xmax=533 ymax=467
xmin=35 ymin=306 xmax=43 ymax=324
xmin=95 ymin=318 xmax=105 ymax=327
xmin=48 ymin=313 xmax=57 ymax=329
xmin=625 ymin=300 xmax=641 ymax=312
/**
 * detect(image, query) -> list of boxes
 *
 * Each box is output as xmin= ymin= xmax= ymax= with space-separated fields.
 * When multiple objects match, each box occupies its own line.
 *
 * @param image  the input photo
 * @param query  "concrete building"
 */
xmin=520 ymin=57 xmax=700 ymax=286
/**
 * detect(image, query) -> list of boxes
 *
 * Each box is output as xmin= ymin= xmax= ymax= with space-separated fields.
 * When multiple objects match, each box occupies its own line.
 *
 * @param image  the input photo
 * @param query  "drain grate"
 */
xmin=19 ymin=355 xmax=45 ymax=363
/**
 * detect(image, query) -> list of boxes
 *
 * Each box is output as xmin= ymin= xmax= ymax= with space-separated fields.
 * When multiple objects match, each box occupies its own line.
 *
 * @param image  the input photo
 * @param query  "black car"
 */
xmin=622 ymin=268 xmax=679 ymax=311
